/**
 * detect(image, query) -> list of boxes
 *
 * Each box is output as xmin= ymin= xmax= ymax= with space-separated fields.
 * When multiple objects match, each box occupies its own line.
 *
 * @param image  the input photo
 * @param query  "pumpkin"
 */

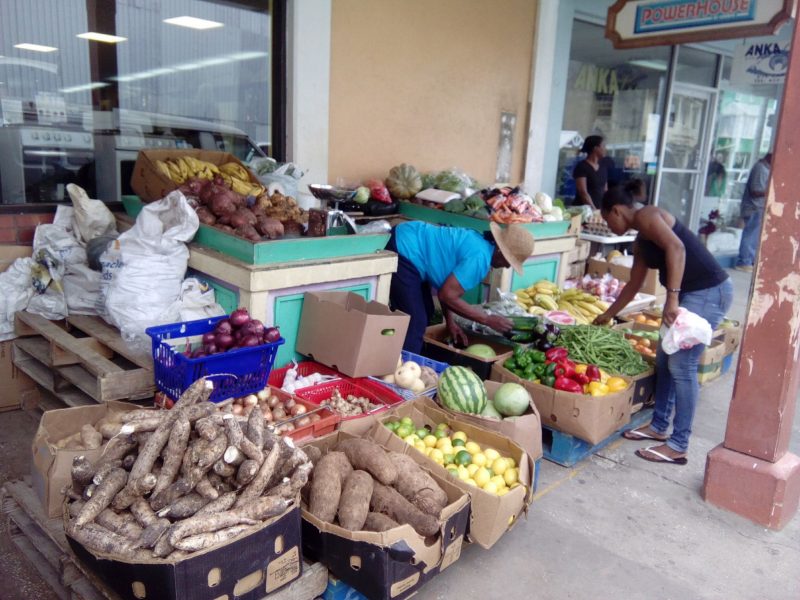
xmin=385 ymin=164 xmax=422 ymax=199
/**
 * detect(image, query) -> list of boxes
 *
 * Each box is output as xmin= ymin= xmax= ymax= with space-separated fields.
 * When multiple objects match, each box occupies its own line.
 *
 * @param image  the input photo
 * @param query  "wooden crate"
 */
xmin=13 ymin=313 xmax=155 ymax=404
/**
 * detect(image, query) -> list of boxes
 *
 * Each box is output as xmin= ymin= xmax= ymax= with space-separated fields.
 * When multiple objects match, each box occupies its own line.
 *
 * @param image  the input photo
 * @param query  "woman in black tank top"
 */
xmin=593 ymin=188 xmax=733 ymax=465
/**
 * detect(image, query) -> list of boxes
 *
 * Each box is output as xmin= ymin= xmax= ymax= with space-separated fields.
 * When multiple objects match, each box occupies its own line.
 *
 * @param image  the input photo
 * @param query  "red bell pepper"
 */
xmin=572 ymin=372 xmax=590 ymax=385
xmin=553 ymin=359 xmax=576 ymax=379
xmin=586 ymin=365 xmax=601 ymax=382
xmin=554 ymin=376 xmax=583 ymax=394
xmin=545 ymin=347 xmax=569 ymax=362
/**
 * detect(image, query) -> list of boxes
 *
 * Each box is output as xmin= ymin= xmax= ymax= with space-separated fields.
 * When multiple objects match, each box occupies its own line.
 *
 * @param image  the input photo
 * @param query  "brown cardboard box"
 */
xmin=568 ymin=239 xmax=591 ymax=263
xmin=587 ymin=257 xmax=666 ymax=297
xmin=567 ymin=213 xmax=582 ymax=235
xmin=130 ymin=149 xmax=260 ymax=201
xmin=491 ymin=363 xmax=633 ymax=445
xmin=31 ymin=401 xmax=143 ymax=517
xmin=300 ymin=431 xmax=470 ymax=600
xmin=372 ymin=397 xmax=535 ymax=549
xmin=0 ymin=340 xmax=37 ymax=412
xmin=715 ymin=320 xmax=742 ymax=356
xmin=68 ymin=505 xmax=302 ymax=600
xmin=422 ymin=324 xmax=513 ymax=380
xmin=433 ymin=381 xmax=543 ymax=461
xmin=295 ymin=292 xmax=410 ymax=378
xmin=629 ymin=368 xmax=656 ymax=408
xmin=0 ymin=245 xmax=32 ymax=271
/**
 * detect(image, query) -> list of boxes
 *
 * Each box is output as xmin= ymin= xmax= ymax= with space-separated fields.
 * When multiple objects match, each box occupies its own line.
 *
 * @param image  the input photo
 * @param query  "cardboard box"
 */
xmin=130 ymin=149 xmax=260 ymax=202
xmin=698 ymin=339 xmax=726 ymax=385
xmin=31 ymin=401 xmax=143 ymax=517
xmin=67 ymin=506 xmax=302 ymax=600
xmin=586 ymin=257 xmax=666 ymax=298
xmin=491 ymin=363 xmax=633 ymax=445
xmin=0 ymin=340 xmax=37 ymax=412
xmin=432 ymin=381 xmax=543 ymax=461
xmin=567 ymin=261 xmax=586 ymax=280
xmin=568 ymin=239 xmax=591 ymax=263
xmin=296 ymin=292 xmax=410 ymax=378
xmin=567 ymin=213 xmax=582 ymax=235
xmin=715 ymin=320 xmax=743 ymax=356
xmin=372 ymin=397 xmax=535 ymax=549
xmin=300 ymin=431 xmax=470 ymax=600
xmin=0 ymin=245 xmax=32 ymax=272
xmin=422 ymin=324 xmax=513 ymax=380
xmin=629 ymin=368 xmax=656 ymax=408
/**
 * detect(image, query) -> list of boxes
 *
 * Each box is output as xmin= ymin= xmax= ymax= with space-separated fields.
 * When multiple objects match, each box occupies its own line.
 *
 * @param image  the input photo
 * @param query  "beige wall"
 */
xmin=328 ymin=0 xmax=537 ymax=186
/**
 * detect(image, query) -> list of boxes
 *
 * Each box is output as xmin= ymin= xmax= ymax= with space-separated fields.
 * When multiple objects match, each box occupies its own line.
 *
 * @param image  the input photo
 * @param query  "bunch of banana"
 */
xmin=513 ymin=279 xmax=609 ymax=324
xmin=155 ymin=156 xmax=221 ymax=184
xmin=219 ymin=162 xmax=266 ymax=197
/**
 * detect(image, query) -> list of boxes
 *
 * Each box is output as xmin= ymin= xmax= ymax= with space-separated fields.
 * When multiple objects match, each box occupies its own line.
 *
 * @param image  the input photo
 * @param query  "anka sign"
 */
xmin=606 ymin=0 xmax=794 ymax=48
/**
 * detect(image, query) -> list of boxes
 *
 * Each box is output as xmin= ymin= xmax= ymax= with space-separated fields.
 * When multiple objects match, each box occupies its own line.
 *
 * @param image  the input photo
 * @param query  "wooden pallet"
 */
xmin=13 ymin=313 xmax=155 ymax=403
xmin=542 ymin=408 xmax=654 ymax=467
xmin=1 ymin=480 xmax=328 ymax=600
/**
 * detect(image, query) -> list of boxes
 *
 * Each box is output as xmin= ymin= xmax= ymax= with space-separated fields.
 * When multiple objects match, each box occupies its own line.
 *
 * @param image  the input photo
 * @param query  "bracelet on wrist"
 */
xmin=667 ymin=288 xmax=681 ymax=294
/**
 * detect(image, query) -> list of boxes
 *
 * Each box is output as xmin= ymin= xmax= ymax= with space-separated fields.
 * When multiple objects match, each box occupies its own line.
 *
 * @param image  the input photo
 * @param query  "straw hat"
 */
xmin=489 ymin=223 xmax=535 ymax=276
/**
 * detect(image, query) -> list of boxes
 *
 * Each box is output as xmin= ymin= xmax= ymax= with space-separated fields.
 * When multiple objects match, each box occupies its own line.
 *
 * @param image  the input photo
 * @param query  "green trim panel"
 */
xmin=511 ymin=256 xmax=560 ymax=291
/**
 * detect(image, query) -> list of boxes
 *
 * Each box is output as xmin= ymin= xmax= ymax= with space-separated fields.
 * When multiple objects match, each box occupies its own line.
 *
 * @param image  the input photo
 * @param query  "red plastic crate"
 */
xmin=295 ymin=379 xmax=403 ymax=421
xmin=267 ymin=361 xmax=342 ymax=390
xmin=264 ymin=387 xmax=340 ymax=442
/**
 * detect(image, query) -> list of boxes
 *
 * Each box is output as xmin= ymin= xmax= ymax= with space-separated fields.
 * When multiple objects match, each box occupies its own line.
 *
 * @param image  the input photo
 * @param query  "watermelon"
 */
xmin=464 ymin=343 xmax=496 ymax=359
xmin=438 ymin=366 xmax=487 ymax=414
xmin=480 ymin=401 xmax=502 ymax=420
xmin=493 ymin=383 xmax=531 ymax=417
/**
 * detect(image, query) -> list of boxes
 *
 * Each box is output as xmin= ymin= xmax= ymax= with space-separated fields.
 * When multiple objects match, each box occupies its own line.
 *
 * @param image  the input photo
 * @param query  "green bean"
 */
xmin=559 ymin=326 xmax=649 ymax=376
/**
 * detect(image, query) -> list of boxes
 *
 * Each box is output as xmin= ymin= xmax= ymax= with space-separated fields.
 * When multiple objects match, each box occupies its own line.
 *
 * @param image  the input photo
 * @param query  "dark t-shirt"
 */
xmin=572 ymin=160 xmax=608 ymax=207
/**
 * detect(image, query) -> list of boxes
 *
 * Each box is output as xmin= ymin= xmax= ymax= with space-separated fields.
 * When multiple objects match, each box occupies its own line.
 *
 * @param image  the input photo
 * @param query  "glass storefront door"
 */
xmin=655 ymin=84 xmax=716 ymax=229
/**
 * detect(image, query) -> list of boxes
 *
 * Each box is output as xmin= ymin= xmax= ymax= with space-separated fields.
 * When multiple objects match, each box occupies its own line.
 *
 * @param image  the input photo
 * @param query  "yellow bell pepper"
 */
xmin=599 ymin=368 xmax=610 ymax=383
xmin=588 ymin=381 xmax=609 ymax=396
xmin=606 ymin=377 xmax=628 ymax=392
xmin=574 ymin=364 xmax=588 ymax=375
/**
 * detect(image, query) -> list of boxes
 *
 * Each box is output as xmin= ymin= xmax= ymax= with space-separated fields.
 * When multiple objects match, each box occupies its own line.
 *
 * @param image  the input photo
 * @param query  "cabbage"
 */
xmin=534 ymin=192 xmax=553 ymax=213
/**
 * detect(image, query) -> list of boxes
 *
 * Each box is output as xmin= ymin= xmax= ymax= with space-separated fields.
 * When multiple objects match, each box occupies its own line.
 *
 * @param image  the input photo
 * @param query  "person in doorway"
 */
xmin=705 ymin=152 xmax=727 ymax=198
xmin=384 ymin=221 xmax=535 ymax=354
xmin=735 ymin=153 xmax=772 ymax=272
xmin=594 ymin=187 xmax=733 ymax=465
xmin=572 ymin=135 xmax=608 ymax=210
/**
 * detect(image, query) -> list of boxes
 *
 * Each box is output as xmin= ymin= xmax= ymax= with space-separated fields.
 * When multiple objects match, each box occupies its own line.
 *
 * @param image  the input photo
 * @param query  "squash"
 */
xmin=385 ymin=164 xmax=422 ymax=199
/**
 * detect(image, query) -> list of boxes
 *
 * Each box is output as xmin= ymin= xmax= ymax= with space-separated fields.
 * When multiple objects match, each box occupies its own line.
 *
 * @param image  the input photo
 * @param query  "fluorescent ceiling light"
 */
xmin=111 ymin=51 xmax=267 ymax=82
xmin=77 ymin=32 xmax=127 ymax=44
xmin=14 ymin=43 xmax=57 ymax=53
xmin=163 ymin=16 xmax=223 ymax=30
xmin=60 ymin=82 xmax=109 ymax=93
xmin=628 ymin=59 xmax=668 ymax=72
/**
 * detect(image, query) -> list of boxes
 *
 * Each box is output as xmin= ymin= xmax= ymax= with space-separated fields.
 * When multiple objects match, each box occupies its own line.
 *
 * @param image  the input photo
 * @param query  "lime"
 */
xmin=385 ymin=421 xmax=399 ymax=432
xmin=452 ymin=438 xmax=466 ymax=448
xmin=443 ymin=453 xmax=455 ymax=465
xmin=434 ymin=428 xmax=449 ymax=439
xmin=400 ymin=416 xmax=414 ymax=427
xmin=452 ymin=431 xmax=468 ymax=443
xmin=447 ymin=467 xmax=459 ymax=477
xmin=415 ymin=428 xmax=429 ymax=439
xmin=454 ymin=450 xmax=472 ymax=466
xmin=396 ymin=424 xmax=413 ymax=439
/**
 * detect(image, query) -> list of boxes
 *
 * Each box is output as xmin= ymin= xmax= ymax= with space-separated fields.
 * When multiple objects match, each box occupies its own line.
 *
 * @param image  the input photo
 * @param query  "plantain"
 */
xmin=155 ymin=160 xmax=172 ymax=179
xmin=576 ymin=300 xmax=603 ymax=315
xmin=534 ymin=294 xmax=559 ymax=311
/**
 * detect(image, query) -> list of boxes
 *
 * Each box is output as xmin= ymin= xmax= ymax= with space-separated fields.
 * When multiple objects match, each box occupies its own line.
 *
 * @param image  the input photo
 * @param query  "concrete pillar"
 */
xmin=702 ymin=22 xmax=800 ymax=530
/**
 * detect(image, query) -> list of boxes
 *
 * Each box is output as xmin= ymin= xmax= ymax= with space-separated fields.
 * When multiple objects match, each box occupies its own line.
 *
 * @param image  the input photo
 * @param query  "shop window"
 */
xmin=675 ymin=46 xmax=719 ymax=87
xmin=556 ymin=20 xmax=670 ymax=206
xmin=0 ymin=0 xmax=285 ymax=206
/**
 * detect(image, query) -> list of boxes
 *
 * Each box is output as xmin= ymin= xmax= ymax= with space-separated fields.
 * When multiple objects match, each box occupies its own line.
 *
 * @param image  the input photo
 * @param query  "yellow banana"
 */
xmin=534 ymin=279 xmax=559 ymax=291
xmin=535 ymin=294 xmax=559 ymax=311
xmin=576 ymin=300 xmax=603 ymax=315
xmin=176 ymin=158 xmax=190 ymax=179
xmin=166 ymin=162 xmax=185 ymax=183
xmin=533 ymin=286 xmax=554 ymax=295
xmin=596 ymin=301 xmax=610 ymax=311
xmin=528 ymin=306 xmax=547 ymax=316
xmin=155 ymin=160 xmax=171 ymax=179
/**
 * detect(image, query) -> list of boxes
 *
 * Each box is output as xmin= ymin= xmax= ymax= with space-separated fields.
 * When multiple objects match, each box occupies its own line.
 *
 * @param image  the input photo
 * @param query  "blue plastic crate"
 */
xmin=721 ymin=353 xmax=734 ymax=374
xmin=369 ymin=350 xmax=449 ymax=401
xmin=146 ymin=315 xmax=284 ymax=402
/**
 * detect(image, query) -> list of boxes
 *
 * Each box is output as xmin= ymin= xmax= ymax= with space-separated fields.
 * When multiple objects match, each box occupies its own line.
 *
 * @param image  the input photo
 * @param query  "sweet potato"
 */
xmin=196 ymin=207 xmax=216 ymax=225
xmin=389 ymin=452 xmax=448 ymax=517
xmin=370 ymin=483 xmax=439 ymax=537
xmin=335 ymin=439 xmax=397 ymax=485
xmin=75 ymin=468 xmax=128 ymax=527
xmin=364 ymin=512 xmax=400 ymax=532
xmin=308 ymin=451 xmax=352 ymax=523
xmin=255 ymin=215 xmax=284 ymax=240
xmin=338 ymin=470 xmax=374 ymax=530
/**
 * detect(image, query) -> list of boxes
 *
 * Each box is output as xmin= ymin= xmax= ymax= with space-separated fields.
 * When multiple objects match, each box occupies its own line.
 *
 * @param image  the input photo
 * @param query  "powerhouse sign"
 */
xmin=606 ymin=0 xmax=793 ymax=48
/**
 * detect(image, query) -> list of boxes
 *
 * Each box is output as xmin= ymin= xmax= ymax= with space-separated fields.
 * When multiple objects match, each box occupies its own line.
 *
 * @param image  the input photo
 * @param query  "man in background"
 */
xmin=735 ymin=153 xmax=772 ymax=272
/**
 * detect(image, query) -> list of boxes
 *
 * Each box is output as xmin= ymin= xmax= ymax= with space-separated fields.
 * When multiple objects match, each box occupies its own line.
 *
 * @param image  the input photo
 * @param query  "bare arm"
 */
xmin=594 ymin=251 xmax=649 ymax=324
xmin=574 ymin=178 xmax=596 ymax=210
xmin=438 ymin=275 xmax=512 ymax=334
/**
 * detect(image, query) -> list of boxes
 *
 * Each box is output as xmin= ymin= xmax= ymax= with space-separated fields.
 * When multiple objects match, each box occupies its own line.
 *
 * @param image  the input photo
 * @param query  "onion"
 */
xmin=262 ymin=408 xmax=274 ymax=422
xmin=240 ymin=335 xmax=260 ymax=347
xmin=282 ymin=422 xmax=295 ymax=432
xmin=250 ymin=320 xmax=265 ymax=337
xmin=257 ymin=389 xmax=270 ymax=402
xmin=238 ymin=321 xmax=261 ymax=339
xmin=214 ymin=319 xmax=232 ymax=335
xmin=290 ymin=404 xmax=306 ymax=416
xmin=202 ymin=332 xmax=217 ymax=345
xmin=230 ymin=308 xmax=250 ymax=328
xmin=309 ymin=413 xmax=321 ymax=423
xmin=284 ymin=398 xmax=296 ymax=411
xmin=215 ymin=333 xmax=234 ymax=349
xmin=232 ymin=404 xmax=244 ymax=416
xmin=191 ymin=349 xmax=207 ymax=359
xmin=272 ymin=407 xmax=287 ymax=420
xmin=263 ymin=327 xmax=281 ymax=343
xmin=243 ymin=394 xmax=259 ymax=407
xmin=204 ymin=343 xmax=218 ymax=355
xmin=296 ymin=416 xmax=311 ymax=427
xmin=268 ymin=395 xmax=280 ymax=409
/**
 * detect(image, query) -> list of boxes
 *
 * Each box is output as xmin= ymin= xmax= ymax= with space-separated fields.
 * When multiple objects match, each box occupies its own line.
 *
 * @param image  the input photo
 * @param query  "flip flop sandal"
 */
xmin=635 ymin=446 xmax=688 ymax=465
xmin=622 ymin=428 xmax=668 ymax=441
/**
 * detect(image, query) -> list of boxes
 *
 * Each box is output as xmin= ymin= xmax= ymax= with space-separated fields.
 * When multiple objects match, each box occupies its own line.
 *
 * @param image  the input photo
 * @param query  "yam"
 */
xmin=335 ymin=439 xmax=397 ymax=485
xmin=233 ymin=437 xmax=283 ymax=507
xmin=223 ymin=414 xmax=263 ymax=462
xmin=67 ymin=521 xmax=136 ymax=556
xmin=303 ymin=445 xmax=322 ymax=465
xmin=140 ymin=518 xmax=171 ymax=549
xmin=80 ymin=424 xmax=102 ymax=450
xmin=130 ymin=497 xmax=160 ymax=528
xmin=111 ymin=472 xmax=157 ymax=511
xmin=364 ymin=512 xmax=400 ymax=532
xmin=94 ymin=435 xmax=137 ymax=472
xmin=389 ymin=452 xmax=448 ymax=517
xmin=71 ymin=455 xmax=95 ymax=492
xmin=267 ymin=461 xmax=313 ymax=500
xmin=150 ymin=478 xmax=192 ymax=512
xmin=246 ymin=405 xmax=265 ymax=448
xmin=68 ymin=500 xmax=85 ymax=518
xmin=82 ymin=483 xmax=96 ymax=501
xmin=308 ymin=452 xmax=352 ymax=523
xmin=92 ymin=460 xmax=123 ymax=485
xmin=337 ymin=470 xmax=374 ymax=530
xmin=152 ymin=416 xmax=191 ymax=497
xmin=153 ymin=534 xmax=175 ymax=558
xmin=195 ymin=418 xmax=220 ymax=441
xmin=236 ymin=459 xmax=260 ymax=487
xmin=213 ymin=459 xmax=236 ymax=478
xmin=194 ymin=491 xmax=237 ymax=517
xmin=121 ymin=454 xmax=137 ymax=471
xmin=196 ymin=434 xmax=228 ymax=469
xmin=370 ymin=483 xmax=439 ymax=537
xmin=75 ymin=468 xmax=128 ymax=527
xmin=96 ymin=509 xmax=144 ymax=541
xmin=195 ymin=476 xmax=219 ymax=500
xmin=174 ymin=524 xmax=252 ymax=552
xmin=158 ymin=493 xmax=209 ymax=519
xmin=121 ymin=409 xmax=160 ymax=423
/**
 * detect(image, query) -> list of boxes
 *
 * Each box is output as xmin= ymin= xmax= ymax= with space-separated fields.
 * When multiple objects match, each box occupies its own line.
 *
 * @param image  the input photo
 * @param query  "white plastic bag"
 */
xmin=0 ymin=257 xmax=34 ymax=341
xmin=104 ymin=191 xmax=199 ymax=342
xmin=62 ymin=263 xmax=102 ymax=315
xmin=161 ymin=278 xmax=225 ymax=323
xmin=660 ymin=308 xmax=713 ymax=355
xmin=67 ymin=183 xmax=117 ymax=244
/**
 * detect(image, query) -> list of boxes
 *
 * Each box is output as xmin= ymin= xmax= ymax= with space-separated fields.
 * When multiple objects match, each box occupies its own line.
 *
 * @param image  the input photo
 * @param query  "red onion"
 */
xmin=214 ymin=319 xmax=232 ymax=335
xmin=263 ymin=327 xmax=281 ymax=343
xmin=202 ymin=332 xmax=216 ymax=345
xmin=238 ymin=321 xmax=262 ymax=339
xmin=249 ymin=319 xmax=265 ymax=337
xmin=191 ymin=349 xmax=207 ymax=359
xmin=204 ymin=343 xmax=218 ymax=354
xmin=230 ymin=308 xmax=250 ymax=328
xmin=240 ymin=335 xmax=260 ymax=347
xmin=216 ymin=333 xmax=234 ymax=349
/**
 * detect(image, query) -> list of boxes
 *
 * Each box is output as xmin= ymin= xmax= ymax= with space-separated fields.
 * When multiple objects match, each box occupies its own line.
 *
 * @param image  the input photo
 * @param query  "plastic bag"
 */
xmin=356 ymin=220 xmax=392 ymax=235
xmin=62 ymin=263 xmax=102 ymax=315
xmin=0 ymin=257 xmax=34 ymax=341
xmin=161 ymin=278 xmax=225 ymax=323
xmin=104 ymin=191 xmax=199 ymax=344
xmin=451 ymin=290 xmax=528 ymax=340
xmin=253 ymin=160 xmax=304 ymax=198
xmin=660 ymin=308 xmax=712 ymax=354
xmin=67 ymin=183 xmax=117 ymax=244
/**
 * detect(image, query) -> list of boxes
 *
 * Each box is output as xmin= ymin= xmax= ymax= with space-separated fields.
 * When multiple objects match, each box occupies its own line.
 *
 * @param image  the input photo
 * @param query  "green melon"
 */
xmin=464 ymin=343 xmax=497 ymax=359
xmin=437 ymin=366 xmax=487 ymax=414
xmin=480 ymin=401 xmax=503 ymax=420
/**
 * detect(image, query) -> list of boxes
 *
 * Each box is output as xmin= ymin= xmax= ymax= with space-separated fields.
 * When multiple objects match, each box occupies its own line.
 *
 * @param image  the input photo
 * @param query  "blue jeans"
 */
xmin=736 ymin=210 xmax=761 ymax=267
xmin=650 ymin=279 xmax=734 ymax=453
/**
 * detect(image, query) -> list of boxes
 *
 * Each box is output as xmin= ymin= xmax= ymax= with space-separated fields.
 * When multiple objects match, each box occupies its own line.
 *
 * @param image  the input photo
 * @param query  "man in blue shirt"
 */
xmin=385 ymin=221 xmax=535 ymax=353
xmin=735 ymin=153 xmax=771 ymax=272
